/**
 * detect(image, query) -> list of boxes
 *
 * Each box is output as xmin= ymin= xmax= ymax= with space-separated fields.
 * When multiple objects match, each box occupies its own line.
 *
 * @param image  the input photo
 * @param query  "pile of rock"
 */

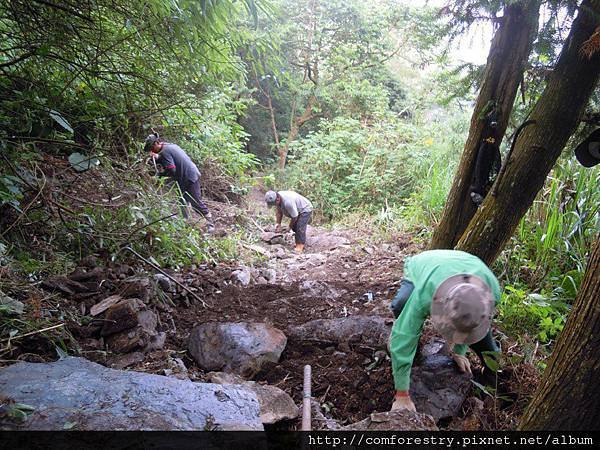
xmin=41 ymin=261 xmax=165 ymax=355
xmin=230 ymin=266 xmax=277 ymax=286
xmin=94 ymin=297 xmax=164 ymax=354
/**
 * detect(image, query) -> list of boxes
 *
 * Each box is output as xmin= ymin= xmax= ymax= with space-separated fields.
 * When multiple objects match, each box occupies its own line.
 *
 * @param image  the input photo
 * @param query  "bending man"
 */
xmin=144 ymin=133 xmax=214 ymax=233
xmin=389 ymin=249 xmax=501 ymax=411
xmin=265 ymin=190 xmax=313 ymax=253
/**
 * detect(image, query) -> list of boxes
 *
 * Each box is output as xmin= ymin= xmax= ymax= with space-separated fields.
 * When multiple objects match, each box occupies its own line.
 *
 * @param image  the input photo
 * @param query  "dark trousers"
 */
xmin=391 ymin=279 xmax=499 ymax=365
xmin=179 ymin=179 xmax=210 ymax=218
xmin=292 ymin=211 xmax=311 ymax=245
xmin=470 ymin=141 xmax=501 ymax=197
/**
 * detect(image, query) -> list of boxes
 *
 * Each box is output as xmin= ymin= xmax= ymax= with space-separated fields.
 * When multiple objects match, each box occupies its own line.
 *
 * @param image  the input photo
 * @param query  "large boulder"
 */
xmin=208 ymin=372 xmax=298 ymax=425
xmin=410 ymin=353 xmax=472 ymax=422
xmin=344 ymin=410 xmax=438 ymax=431
xmin=0 ymin=357 xmax=262 ymax=430
xmin=188 ymin=322 xmax=287 ymax=377
xmin=288 ymin=316 xmax=393 ymax=350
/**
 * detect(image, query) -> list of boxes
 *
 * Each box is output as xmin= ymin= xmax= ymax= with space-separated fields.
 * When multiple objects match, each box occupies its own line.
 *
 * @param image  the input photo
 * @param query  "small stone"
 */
xmin=154 ymin=274 xmax=173 ymax=293
xmin=144 ymin=332 xmax=166 ymax=352
xmin=41 ymin=276 xmax=90 ymax=296
xmin=105 ymin=327 xmax=153 ymax=353
xmin=344 ymin=410 xmax=437 ymax=431
xmin=90 ymin=295 xmax=122 ymax=317
xmin=231 ymin=268 xmax=251 ymax=286
xmin=208 ymin=372 xmax=298 ymax=424
xmin=261 ymin=269 xmax=277 ymax=283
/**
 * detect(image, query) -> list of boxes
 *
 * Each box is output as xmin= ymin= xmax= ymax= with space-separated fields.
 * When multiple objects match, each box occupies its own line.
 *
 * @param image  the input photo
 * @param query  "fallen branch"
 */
xmin=1 ymin=323 xmax=65 ymax=343
xmin=248 ymin=216 xmax=265 ymax=233
xmin=121 ymin=213 xmax=178 ymax=245
xmin=240 ymin=242 xmax=271 ymax=257
xmin=122 ymin=246 xmax=209 ymax=308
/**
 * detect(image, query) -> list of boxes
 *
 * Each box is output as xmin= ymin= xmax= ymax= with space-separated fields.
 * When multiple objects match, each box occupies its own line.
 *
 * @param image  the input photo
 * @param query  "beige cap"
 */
xmin=431 ymin=274 xmax=494 ymax=345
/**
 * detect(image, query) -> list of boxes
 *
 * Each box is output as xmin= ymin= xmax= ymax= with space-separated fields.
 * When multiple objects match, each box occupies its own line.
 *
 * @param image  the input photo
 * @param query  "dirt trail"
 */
xmin=164 ymin=189 xmax=422 ymax=425
xmin=2 ymin=182 xmax=422 ymax=426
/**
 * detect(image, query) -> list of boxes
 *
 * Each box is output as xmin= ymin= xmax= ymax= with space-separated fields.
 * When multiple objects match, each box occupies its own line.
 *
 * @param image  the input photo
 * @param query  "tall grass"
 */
xmin=503 ymin=159 xmax=599 ymax=294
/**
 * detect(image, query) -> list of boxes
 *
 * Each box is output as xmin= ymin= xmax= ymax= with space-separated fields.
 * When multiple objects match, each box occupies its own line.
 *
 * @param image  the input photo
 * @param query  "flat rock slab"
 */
xmin=0 ymin=357 xmax=262 ymax=430
xmin=410 ymin=354 xmax=472 ymax=422
xmin=307 ymin=232 xmax=351 ymax=251
xmin=288 ymin=316 xmax=393 ymax=350
xmin=208 ymin=372 xmax=298 ymax=424
xmin=188 ymin=322 xmax=287 ymax=377
xmin=261 ymin=232 xmax=285 ymax=245
xmin=344 ymin=410 xmax=438 ymax=431
xmin=299 ymin=280 xmax=347 ymax=300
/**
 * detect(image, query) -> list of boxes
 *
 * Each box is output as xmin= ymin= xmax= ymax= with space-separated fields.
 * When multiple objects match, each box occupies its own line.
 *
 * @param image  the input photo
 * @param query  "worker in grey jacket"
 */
xmin=265 ymin=190 xmax=313 ymax=253
xmin=144 ymin=133 xmax=214 ymax=233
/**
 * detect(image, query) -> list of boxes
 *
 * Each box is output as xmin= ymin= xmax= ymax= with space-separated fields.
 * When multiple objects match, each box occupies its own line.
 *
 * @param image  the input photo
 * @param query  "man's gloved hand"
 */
xmin=453 ymin=353 xmax=472 ymax=374
xmin=390 ymin=391 xmax=416 ymax=412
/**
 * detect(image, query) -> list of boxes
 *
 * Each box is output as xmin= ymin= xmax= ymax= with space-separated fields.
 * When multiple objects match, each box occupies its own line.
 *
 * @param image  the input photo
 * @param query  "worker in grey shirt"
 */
xmin=265 ymin=190 xmax=312 ymax=253
xmin=144 ymin=133 xmax=214 ymax=233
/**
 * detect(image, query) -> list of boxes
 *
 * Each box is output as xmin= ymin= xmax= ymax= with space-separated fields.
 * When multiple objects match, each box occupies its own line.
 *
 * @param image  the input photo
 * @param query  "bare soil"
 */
xmin=1 ymin=173 xmax=539 ymax=429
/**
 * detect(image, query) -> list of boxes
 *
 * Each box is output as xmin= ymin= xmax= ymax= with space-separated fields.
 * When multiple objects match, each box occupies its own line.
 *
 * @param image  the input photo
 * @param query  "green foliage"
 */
xmin=0 ymin=0 xmax=264 ymax=277
xmin=0 ymin=402 xmax=36 ymax=423
xmin=498 ymin=285 xmax=569 ymax=344
xmin=284 ymin=116 xmax=412 ymax=218
xmin=283 ymin=104 xmax=468 ymax=223
xmin=497 ymin=158 xmax=599 ymax=294
xmin=242 ymin=0 xmax=435 ymax=160
xmin=150 ymin=87 xmax=259 ymax=179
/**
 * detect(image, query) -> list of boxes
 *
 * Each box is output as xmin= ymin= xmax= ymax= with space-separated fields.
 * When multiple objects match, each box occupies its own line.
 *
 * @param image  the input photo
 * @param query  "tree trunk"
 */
xmin=456 ymin=0 xmax=600 ymax=264
xmin=277 ymin=94 xmax=316 ymax=171
xmin=429 ymin=0 xmax=541 ymax=249
xmin=519 ymin=237 xmax=600 ymax=430
xmin=278 ymin=0 xmax=319 ymax=171
xmin=252 ymin=66 xmax=280 ymax=148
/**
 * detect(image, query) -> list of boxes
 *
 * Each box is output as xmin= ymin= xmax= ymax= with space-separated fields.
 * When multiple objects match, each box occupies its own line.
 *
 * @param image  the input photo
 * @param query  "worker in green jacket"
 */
xmin=389 ymin=249 xmax=501 ymax=412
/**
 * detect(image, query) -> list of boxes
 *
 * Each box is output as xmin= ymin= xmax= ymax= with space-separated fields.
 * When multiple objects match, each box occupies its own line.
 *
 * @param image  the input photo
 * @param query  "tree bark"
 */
xmin=252 ymin=66 xmax=280 ymax=148
xmin=277 ymin=0 xmax=319 ymax=171
xmin=519 ymin=237 xmax=600 ymax=430
xmin=456 ymin=0 xmax=600 ymax=264
xmin=277 ymin=93 xmax=316 ymax=171
xmin=429 ymin=0 xmax=541 ymax=249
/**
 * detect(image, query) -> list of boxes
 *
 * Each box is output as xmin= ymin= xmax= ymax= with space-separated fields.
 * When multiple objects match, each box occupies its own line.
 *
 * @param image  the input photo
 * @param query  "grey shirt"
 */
xmin=157 ymin=143 xmax=201 ymax=187
xmin=278 ymin=191 xmax=313 ymax=218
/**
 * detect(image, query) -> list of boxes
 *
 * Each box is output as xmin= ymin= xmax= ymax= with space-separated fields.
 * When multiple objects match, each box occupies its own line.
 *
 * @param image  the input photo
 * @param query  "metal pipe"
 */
xmin=302 ymin=364 xmax=312 ymax=431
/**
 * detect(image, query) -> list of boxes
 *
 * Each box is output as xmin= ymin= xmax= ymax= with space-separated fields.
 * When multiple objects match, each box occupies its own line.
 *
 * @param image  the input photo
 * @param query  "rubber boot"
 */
xmin=294 ymin=244 xmax=305 ymax=253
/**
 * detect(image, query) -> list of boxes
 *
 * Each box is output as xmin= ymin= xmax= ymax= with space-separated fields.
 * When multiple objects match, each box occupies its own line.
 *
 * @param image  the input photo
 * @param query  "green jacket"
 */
xmin=390 ymin=250 xmax=501 ymax=391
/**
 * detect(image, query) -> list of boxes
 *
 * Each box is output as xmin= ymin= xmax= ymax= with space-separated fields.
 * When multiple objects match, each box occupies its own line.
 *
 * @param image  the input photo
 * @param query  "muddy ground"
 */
xmin=133 ymin=223 xmax=419 ymax=426
xmin=1 ymin=176 xmax=538 ymax=430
